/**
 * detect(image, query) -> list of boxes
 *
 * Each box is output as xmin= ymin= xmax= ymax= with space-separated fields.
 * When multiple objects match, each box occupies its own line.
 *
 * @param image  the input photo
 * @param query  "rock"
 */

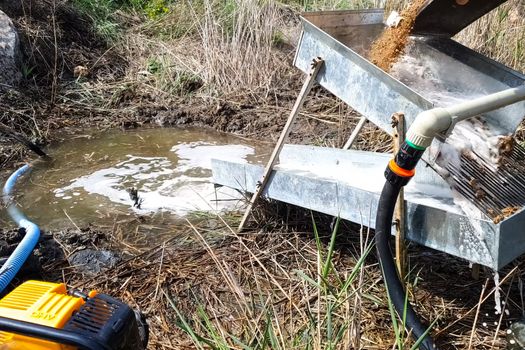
xmin=68 ymin=249 xmax=120 ymax=275
xmin=0 ymin=10 xmax=20 ymax=86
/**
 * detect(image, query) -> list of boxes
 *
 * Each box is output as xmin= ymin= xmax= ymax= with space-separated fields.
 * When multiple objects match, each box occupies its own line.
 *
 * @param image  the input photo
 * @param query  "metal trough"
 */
xmin=294 ymin=9 xmax=525 ymax=166
xmin=212 ymin=9 xmax=525 ymax=270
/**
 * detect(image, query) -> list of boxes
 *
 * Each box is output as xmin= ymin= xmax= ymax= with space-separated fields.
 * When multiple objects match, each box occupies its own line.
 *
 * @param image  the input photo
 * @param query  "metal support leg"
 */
xmin=237 ymin=58 xmax=324 ymax=232
xmin=343 ymin=116 xmax=367 ymax=150
xmin=392 ymin=112 xmax=407 ymax=280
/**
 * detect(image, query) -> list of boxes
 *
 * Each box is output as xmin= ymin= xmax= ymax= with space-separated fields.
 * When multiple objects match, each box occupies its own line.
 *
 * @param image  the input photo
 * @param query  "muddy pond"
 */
xmin=1 ymin=127 xmax=270 ymax=240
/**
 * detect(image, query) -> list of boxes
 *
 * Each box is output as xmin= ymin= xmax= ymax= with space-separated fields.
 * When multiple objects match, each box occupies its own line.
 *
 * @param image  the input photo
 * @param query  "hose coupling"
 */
xmin=384 ymin=140 xmax=425 ymax=187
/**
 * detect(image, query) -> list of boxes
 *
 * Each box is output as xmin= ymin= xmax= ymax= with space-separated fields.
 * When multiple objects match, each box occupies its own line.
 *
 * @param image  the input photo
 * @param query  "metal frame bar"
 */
xmin=237 ymin=58 xmax=325 ymax=232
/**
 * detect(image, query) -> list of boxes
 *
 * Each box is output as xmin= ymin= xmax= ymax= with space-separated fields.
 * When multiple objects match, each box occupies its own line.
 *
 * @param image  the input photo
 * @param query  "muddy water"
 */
xmin=2 ymin=128 xmax=270 ymax=232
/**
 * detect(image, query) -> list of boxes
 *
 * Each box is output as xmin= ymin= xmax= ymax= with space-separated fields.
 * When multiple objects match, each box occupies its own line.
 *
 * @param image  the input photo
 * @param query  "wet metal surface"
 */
xmin=294 ymin=12 xmax=432 ymax=136
xmin=286 ymin=9 xmax=525 ymax=269
xmin=294 ymin=10 xmax=525 ymax=166
xmin=446 ymin=142 xmax=525 ymax=220
xmin=212 ymin=145 xmax=524 ymax=270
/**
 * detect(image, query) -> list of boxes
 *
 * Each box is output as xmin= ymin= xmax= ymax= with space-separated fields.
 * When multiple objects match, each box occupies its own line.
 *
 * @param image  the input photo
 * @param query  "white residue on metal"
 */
xmin=404 ymin=180 xmax=460 ymax=213
xmin=55 ymin=143 xmax=254 ymax=215
xmin=276 ymin=146 xmax=459 ymax=212
xmin=454 ymin=195 xmax=485 ymax=239
xmin=457 ymin=216 xmax=492 ymax=265
xmin=391 ymin=39 xmax=516 ymax=264
xmin=276 ymin=160 xmax=385 ymax=194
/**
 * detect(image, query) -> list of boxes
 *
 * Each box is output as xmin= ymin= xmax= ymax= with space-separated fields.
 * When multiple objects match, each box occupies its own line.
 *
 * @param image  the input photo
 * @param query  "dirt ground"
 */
xmin=0 ymin=0 xmax=393 ymax=169
xmin=6 ymin=208 xmax=523 ymax=349
xmin=1 ymin=1 xmax=525 ymax=350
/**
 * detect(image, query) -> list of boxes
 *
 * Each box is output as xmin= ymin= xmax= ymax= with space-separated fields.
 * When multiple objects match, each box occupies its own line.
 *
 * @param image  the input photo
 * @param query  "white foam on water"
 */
xmin=55 ymin=143 xmax=254 ymax=215
xmin=172 ymin=142 xmax=254 ymax=171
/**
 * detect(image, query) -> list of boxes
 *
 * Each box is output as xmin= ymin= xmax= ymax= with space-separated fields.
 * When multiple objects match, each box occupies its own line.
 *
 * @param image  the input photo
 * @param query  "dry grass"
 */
xmin=110 ymin=0 xmax=295 ymax=98
xmin=198 ymin=0 xmax=285 ymax=93
xmin=119 ymin=0 xmax=525 ymax=95
xmin=44 ymin=206 xmax=523 ymax=350
xmin=455 ymin=0 xmax=525 ymax=73
xmin=3 ymin=1 xmax=525 ymax=349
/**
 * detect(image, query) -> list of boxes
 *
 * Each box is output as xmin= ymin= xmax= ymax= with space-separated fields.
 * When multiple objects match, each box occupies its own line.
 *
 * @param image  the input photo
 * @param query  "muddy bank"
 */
xmin=0 ymin=81 xmax=389 ymax=170
xmin=0 ymin=0 xmax=391 ymax=169
xmin=0 ymin=226 xmax=120 ymax=291
xmin=0 ymin=0 xmax=123 ymax=167
xmin=0 ymin=0 xmax=125 ymax=86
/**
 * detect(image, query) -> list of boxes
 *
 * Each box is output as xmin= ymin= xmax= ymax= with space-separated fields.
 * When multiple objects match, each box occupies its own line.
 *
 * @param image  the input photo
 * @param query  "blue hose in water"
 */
xmin=0 ymin=164 xmax=40 ymax=294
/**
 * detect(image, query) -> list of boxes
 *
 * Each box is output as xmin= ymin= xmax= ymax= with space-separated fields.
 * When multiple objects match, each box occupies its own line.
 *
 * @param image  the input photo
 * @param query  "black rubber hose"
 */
xmin=375 ymin=180 xmax=436 ymax=350
xmin=0 ymin=123 xmax=49 ymax=159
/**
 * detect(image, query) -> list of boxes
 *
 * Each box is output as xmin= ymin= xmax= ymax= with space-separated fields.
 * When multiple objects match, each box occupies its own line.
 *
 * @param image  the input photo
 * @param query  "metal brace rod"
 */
xmin=237 ymin=57 xmax=324 ymax=232
xmin=343 ymin=116 xmax=367 ymax=150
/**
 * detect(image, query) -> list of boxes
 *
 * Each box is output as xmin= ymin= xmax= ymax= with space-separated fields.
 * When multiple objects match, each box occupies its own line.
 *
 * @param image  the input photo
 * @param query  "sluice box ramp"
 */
xmin=212 ymin=8 xmax=525 ymax=270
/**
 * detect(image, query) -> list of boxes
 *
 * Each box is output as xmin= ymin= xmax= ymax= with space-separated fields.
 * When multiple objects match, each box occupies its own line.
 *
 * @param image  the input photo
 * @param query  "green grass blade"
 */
xmin=322 ymin=216 xmax=340 ymax=279
xmin=196 ymin=304 xmax=230 ymax=350
xmin=337 ymin=243 xmax=373 ymax=299
xmin=163 ymin=290 xmax=207 ymax=350
xmin=295 ymin=269 xmax=323 ymax=289
xmin=409 ymin=318 xmax=439 ymax=350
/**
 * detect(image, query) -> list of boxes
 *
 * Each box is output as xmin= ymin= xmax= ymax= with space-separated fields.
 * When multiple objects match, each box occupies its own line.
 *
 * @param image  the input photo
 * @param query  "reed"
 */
xmin=454 ymin=0 xmax=525 ymax=73
xmin=196 ymin=0 xmax=286 ymax=93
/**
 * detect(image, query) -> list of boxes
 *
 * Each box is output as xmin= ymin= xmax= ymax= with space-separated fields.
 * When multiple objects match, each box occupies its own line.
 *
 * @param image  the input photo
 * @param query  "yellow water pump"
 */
xmin=0 ymin=280 xmax=147 ymax=350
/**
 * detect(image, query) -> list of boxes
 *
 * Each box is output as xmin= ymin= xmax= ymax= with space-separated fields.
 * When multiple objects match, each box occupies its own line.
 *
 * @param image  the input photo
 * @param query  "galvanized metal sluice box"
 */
xmin=213 ymin=144 xmax=525 ymax=271
xmin=294 ymin=9 xmax=525 ymax=142
xmin=213 ymin=9 xmax=525 ymax=270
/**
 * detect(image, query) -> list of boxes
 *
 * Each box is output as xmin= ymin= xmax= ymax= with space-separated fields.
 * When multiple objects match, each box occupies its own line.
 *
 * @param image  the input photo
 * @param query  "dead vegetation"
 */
xmin=455 ymin=0 xmax=525 ymax=73
xmin=31 ymin=205 xmax=524 ymax=350
xmin=1 ymin=0 xmax=525 ymax=349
